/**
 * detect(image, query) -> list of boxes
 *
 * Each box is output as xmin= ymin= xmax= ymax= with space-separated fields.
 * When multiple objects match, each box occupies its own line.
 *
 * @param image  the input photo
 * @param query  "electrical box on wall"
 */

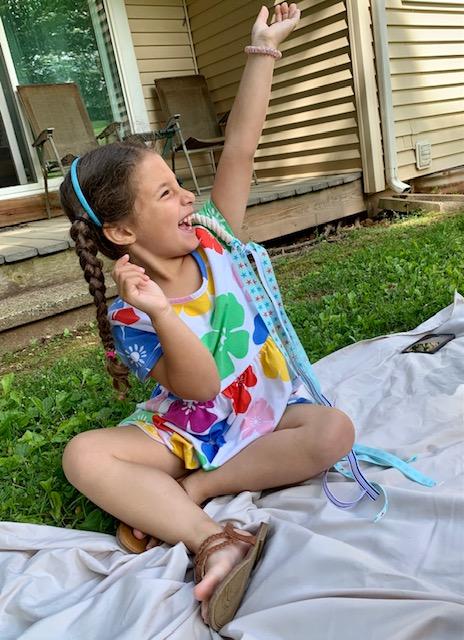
xmin=415 ymin=141 xmax=432 ymax=170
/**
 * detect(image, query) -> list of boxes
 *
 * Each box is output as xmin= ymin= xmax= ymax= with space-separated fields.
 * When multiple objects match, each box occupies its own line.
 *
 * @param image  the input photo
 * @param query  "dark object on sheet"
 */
xmin=401 ymin=333 xmax=455 ymax=354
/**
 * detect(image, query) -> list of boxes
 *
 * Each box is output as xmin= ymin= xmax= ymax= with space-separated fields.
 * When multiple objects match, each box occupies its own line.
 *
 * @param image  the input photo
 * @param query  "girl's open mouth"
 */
xmin=178 ymin=214 xmax=194 ymax=232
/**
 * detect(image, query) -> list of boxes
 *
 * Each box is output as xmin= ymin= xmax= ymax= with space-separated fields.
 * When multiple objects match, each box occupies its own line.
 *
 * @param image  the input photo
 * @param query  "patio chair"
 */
xmin=154 ymin=74 xmax=258 ymax=194
xmin=17 ymin=82 xmax=121 ymax=217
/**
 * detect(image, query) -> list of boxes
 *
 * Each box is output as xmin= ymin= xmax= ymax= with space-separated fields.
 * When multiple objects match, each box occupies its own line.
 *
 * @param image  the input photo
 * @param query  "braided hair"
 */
xmin=59 ymin=142 xmax=152 ymax=397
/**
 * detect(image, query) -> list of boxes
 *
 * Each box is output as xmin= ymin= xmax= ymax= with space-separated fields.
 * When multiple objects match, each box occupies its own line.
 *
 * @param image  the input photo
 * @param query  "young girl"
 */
xmin=59 ymin=3 xmax=354 ymax=630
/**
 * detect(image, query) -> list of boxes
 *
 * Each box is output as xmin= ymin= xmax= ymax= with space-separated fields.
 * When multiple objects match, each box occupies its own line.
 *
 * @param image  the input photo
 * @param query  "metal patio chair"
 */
xmin=17 ymin=82 xmax=121 ymax=217
xmin=154 ymin=74 xmax=258 ymax=194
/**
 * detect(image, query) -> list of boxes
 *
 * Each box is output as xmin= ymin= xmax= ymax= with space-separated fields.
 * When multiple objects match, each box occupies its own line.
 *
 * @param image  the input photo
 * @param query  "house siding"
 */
xmin=385 ymin=0 xmax=464 ymax=180
xmin=186 ymin=0 xmax=361 ymax=181
xmin=125 ymin=0 xmax=221 ymax=187
xmin=124 ymin=0 xmax=463 ymax=190
xmin=124 ymin=0 xmax=196 ymax=129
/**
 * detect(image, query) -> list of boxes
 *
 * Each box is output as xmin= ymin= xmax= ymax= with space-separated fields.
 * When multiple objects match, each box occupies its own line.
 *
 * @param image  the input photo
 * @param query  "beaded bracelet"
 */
xmin=244 ymin=45 xmax=282 ymax=60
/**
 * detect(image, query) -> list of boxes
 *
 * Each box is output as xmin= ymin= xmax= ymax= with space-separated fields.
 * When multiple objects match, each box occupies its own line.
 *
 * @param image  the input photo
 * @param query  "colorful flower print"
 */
xmin=119 ymin=408 xmax=154 ymax=427
xmin=195 ymin=449 xmax=210 ymax=469
xmin=253 ymin=314 xmax=268 ymax=345
xmin=164 ymin=399 xmax=217 ymax=434
xmin=195 ymin=228 xmax=224 ymax=254
xmin=169 ymin=432 xmax=200 ymax=469
xmin=201 ymin=293 xmax=249 ymax=379
xmin=259 ymin=337 xmax=290 ymax=382
xmin=124 ymin=343 xmax=148 ymax=368
xmin=288 ymin=396 xmax=312 ymax=406
xmin=112 ymin=307 xmax=141 ymax=325
xmin=149 ymin=384 xmax=163 ymax=400
xmin=131 ymin=421 xmax=165 ymax=444
xmin=223 ymin=365 xmax=258 ymax=414
xmin=152 ymin=414 xmax=169 ymax=430
xmin=111 ymin=298 xmax=124 ymax=310
xmin=240 ymin=399 xmax=275 ymax=439
xmin=171 ymin=289 xmax=211 ymax=317
xmin=207 ymin=262 xmax=215 ymax=295
xmin=196 ymin=419 xmax=230 ymax=462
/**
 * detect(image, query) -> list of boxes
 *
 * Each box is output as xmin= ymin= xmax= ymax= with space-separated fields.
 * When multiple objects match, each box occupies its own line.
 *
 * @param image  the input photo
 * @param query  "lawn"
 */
xmin=1 ymin=209 xmax=463 ymax=534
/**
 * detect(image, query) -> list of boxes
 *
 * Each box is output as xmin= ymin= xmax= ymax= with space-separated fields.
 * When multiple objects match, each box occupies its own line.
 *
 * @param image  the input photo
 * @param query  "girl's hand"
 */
xmin=251 ymin=3 xmax=301 ymax=49
xmin=112 ymin=254 xmax=170 ymax=318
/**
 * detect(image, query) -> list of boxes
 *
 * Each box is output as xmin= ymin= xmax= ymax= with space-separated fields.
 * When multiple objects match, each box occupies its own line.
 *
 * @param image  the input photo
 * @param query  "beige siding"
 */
xmin=125 ymin=0 xmax=195 ymax=128
xmin=125 ymin=0 xmax=219 ymax=188
xmin=124 ymin=0 xmax=464 ymax=192
xmin=386 ymin=0 xmax=464 ymax=180
xmin=347 ymin=0 xmax=384 ymax=192
xmin=186 ymin=0 xmax=361 ymax=181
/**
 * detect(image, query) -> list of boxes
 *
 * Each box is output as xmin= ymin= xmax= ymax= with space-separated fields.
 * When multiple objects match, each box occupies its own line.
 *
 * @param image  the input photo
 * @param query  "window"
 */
xmin=0 ymin=0 xmax=128 ymax=135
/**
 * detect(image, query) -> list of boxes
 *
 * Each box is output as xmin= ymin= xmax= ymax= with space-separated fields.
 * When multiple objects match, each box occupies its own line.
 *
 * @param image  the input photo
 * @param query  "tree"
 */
xmin=0 ymin=0 xmax=112 ymax=122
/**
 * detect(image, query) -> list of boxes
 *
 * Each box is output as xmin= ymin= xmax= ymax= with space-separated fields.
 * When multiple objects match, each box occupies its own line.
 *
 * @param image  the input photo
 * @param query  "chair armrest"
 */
xmin=32 ymin=128 xmax=54 ymax=148
xmin=122 ymin=131 xmax=156 ymax=144
xmin=123 ymin=123 xmax=177 ymax=146
xmin=164 ymin=114 xmax=181 ymax=130
xmin=217 ymin=111 xmax=230 ymax=127
xmin=96 ymin=121 xmax=121 ymax=142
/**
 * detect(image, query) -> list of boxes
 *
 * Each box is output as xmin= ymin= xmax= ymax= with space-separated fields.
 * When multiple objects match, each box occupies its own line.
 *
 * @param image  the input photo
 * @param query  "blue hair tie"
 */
xmin=70 ymin=157 xmax=102 ymax=228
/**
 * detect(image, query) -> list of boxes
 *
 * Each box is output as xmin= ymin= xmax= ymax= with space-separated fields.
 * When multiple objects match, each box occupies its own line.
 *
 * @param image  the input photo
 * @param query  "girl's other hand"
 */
xmin=251 ymin=3 xmax=301 ymax=50
xmin=112 ymin=254 xmax=170 ymax=318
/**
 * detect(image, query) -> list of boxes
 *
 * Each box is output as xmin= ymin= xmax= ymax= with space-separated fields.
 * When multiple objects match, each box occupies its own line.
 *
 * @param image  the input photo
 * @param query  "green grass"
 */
xmin=1 ymin=209 xmax=463 ymax=533
xmin=0 ymin=347 xmax=150 ymax=533
xmin=278 ymin=211 xmax=464 ymax=359
xmin=93 ymin=120 xmax=112 ymax=136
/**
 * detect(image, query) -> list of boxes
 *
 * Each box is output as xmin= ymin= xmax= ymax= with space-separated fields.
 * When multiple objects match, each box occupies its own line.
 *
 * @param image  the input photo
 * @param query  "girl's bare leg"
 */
xmin=182 ymin=405 xmax=355 ymax=507
xmin=133 ymin=405 xmax=354 ymax=543
xmin=62 ymin=426 xmax=254 ymax=618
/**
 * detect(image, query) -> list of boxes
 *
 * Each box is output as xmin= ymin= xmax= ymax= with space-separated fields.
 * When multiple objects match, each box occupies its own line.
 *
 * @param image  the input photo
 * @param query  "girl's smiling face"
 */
xmin=129 ymin=153 xmax=199 ymax=262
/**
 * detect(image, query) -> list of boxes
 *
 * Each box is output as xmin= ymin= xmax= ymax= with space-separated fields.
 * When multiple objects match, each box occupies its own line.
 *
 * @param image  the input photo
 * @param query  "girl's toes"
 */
xmin=133 ymin=528 xmax=146 ymax=540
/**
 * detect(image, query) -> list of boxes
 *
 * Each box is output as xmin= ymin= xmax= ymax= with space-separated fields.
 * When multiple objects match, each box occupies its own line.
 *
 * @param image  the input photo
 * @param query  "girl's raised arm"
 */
xmin=211 ymin=3 xmax=300 ymax=236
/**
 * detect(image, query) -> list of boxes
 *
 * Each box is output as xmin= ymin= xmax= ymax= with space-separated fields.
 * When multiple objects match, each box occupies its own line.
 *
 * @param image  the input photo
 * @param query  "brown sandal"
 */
xmin=194 ymin=522 xmax=269 ymax=631
xmin=116 ymin=521 xmax=155 ymax=554
xmin=116 ymin=475 xmax=189 ymax=554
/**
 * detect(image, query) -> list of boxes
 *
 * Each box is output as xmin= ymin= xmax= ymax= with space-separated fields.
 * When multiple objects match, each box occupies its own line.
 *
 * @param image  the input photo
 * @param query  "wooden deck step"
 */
xmin=0 ymin=174 xmax=361 ymax=264
xmin=0 ymin=173 xmax=366 ymax=353
xmin=379 ymin=193 xmax=464 ymax=214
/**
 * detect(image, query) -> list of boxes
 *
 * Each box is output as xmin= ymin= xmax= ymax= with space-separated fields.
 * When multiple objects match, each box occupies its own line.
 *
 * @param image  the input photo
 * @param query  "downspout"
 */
xmin=371 ymin=0 xmax=410 ymax=193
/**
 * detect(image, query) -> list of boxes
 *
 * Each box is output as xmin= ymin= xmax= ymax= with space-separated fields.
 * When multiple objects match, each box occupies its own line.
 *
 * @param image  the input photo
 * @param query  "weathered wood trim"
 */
xmin=0 ymin=192 xmax=62 ymax=228
xmin=185 ymin=0 xmax=362 ymax=184
xmin=105 ymin=0 xmax=151 ymax=132
xmin=241 ymin=178 xmax=366 ymax=242
xmin=346 ymin=0 xmax=385 ymax=193
xmin=379 ymin=195 xmax=464 ymax=213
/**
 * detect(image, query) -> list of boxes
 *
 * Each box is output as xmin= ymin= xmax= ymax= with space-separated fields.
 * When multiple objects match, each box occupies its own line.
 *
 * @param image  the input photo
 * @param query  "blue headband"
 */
xmin=70 ymin=157 xmax=102 ymax=228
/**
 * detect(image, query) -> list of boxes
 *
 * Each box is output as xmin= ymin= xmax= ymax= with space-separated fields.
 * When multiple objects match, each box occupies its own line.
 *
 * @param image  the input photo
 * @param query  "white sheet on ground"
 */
xmin=1 ymin=294 xmax=463 ymax=640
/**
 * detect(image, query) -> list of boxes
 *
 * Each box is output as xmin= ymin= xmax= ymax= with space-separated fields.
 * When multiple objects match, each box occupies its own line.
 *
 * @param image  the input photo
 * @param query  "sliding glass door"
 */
xmin=0 ymin=40 xmax=31 ymax=186
xmin=0 ymin=0 xmax=128 ymax=189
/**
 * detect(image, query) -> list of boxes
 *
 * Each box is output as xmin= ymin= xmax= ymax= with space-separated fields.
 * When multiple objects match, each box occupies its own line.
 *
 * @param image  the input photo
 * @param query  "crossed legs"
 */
xmin=62 ymin=404 xmax=354 ymax=615
xmin=182 ymin=404 xmax=354 ymax=506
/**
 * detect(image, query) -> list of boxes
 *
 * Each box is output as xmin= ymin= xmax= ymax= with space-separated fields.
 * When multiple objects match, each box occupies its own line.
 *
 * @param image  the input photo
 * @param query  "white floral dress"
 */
xmin=108 ymin=201 xmax=313 ymax=470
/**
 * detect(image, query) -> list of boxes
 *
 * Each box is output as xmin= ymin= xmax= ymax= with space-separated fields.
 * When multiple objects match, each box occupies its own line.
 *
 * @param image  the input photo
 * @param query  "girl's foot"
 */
xmin=131 ymin=527 xmax=159 ymax=550
xmin=194 ymin=523 xmax=268 ymax=629
xmin=193 ymin=531 xmax=253 ymax=622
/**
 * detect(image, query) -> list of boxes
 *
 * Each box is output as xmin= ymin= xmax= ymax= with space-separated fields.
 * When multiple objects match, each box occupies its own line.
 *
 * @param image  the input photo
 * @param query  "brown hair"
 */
xmin=60 ymin=142 xmax=152 ymax=397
